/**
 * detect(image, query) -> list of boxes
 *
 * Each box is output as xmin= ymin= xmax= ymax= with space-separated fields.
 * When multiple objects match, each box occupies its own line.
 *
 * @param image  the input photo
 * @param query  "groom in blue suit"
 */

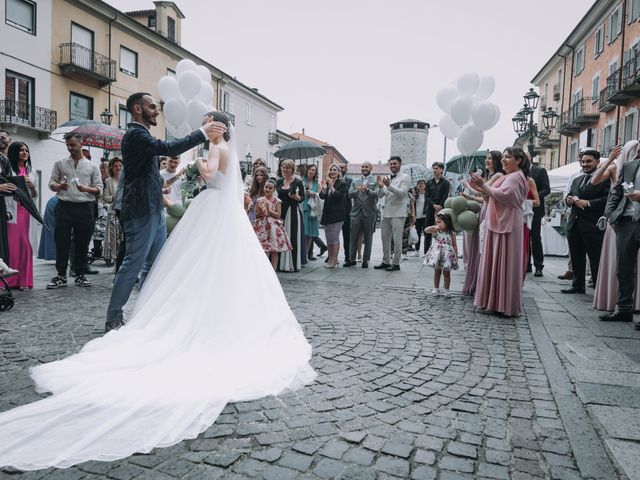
xmin=105 ymin=92 xmax=225 ymax=332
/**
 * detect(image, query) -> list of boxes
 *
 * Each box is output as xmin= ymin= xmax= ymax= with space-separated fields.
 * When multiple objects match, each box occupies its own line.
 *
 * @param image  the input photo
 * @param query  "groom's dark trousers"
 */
xmin=106 ymin=122 xmax=206 ymax=325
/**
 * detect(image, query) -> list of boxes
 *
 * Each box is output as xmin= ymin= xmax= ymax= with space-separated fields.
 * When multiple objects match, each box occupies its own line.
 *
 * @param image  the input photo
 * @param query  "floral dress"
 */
xmin=424 ymin=231 xmax=458 ymax=271
xmin=254 ymin=196 xmax=293 ymax=253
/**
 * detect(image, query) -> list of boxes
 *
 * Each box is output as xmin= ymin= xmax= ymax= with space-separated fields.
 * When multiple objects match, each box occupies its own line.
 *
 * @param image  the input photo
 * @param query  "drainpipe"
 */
xmin=615 ymin=0 xmax=628 ymax=143
xmin=559 ymin=46 xmax=574 ymax=164
xmin=107 ymin=13 xmax=117 ymax=116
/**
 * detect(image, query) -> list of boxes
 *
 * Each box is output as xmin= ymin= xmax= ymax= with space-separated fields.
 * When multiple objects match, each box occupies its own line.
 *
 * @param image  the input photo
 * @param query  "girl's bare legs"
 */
xmin=434 ymin=268 xmax=442 ymax=289
xmin=443 ymin=270 xmax=451 ymax=290
xmin=270 ymin=252 xmax=278 ymax=269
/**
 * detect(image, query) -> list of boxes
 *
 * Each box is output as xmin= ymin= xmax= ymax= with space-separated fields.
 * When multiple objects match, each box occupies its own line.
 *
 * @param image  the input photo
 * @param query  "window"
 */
xmin=166 ymin=68 xmax=176 ymax=77
xmin=550 ymin=150 xmax=557 ymax=170
xmin=595 ymin=24 xmax=605 ymax=57
xmin=119 ymin=46 xmax=138 ymax=77
xmin=222 ymin=91 xmax=233 ymax=113
xmin=623 ymin=109 xmax=639 ymax=142
xmin=574 ymin=45 xmax=585 ymax=76
xmin=5 ymin=71 xmax=33 ymax=123
xmin=148 ymin=15 xmax=156 ymax=28
xmin=71 ymin=23 xmax=94 ymax=71
xmin=602 ymin=122 xmax=616 ymax=153
xmin=609 ymin=59 xmax=619 ymax=75
xmin=118 ymin=106 xmax=131 ymax=131
xmin=69 ymin=92 xmax=93 ymax=120
xmin=609 ymin=5 xmax=622 ymax=43
xmin=569 ymin=141 xmax=579 ymax=164
xmin=167 ymin=16 xmax=175 ymax=42
xmin=629 ymin=0 xmax=640 ymax=22
xmin=245 ymin=102 xmax=254 ymax=125
xmin=5 ymin=0 xmax=35 ymax=34
xmin=592 ymin=75 xmax=600 ymax=99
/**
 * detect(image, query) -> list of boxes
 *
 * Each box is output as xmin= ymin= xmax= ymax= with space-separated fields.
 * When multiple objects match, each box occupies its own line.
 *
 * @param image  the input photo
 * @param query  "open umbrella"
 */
xmin=0 ymin=175 xmax=44 ymax=225
xmin=274 ymin=140 xmax=326 ymax=160
xmin=401 ymin=163 xmax=433 ymax=186
xmin=445 ymin=150 xmax=488 ymax=174
xmin=71 ymin=123 xmax=124 ymax=150
xmin=50 ymin=119 xmax=102 ymax=143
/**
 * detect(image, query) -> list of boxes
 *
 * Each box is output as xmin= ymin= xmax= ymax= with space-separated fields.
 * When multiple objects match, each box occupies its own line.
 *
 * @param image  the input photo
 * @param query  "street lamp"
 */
xmin=512 ymin=88 xmax=559 ymax=158
xmin=244 ymin=152 xmax=253 ymax=175
xmin=100 ymin=109 xmax=113 ymax=126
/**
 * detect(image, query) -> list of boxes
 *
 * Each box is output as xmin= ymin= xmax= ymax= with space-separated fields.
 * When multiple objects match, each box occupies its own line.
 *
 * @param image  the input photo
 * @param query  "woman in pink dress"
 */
xmin=461 ymin=151 xmax=504 ymax=295
xmin=591 ymin=142 xmax=640 ymax=311
xmin=5 ymin=141 xmax=37 ymax=290
xmin=468 ymin=147 xmax=530 ymax=317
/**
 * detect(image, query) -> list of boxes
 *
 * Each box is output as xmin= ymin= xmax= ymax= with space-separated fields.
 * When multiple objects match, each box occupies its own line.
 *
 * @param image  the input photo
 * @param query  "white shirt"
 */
xmin=160 ymin=169 xmax=183 ymax=205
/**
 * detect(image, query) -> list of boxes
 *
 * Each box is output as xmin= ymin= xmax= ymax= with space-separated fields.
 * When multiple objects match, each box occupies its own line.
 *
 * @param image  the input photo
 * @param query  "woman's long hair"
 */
xmin=7 ymin=141 xmax=31 ymax=174
xmin=249 ymin=166 xmax=268 ymax=198
xmin=488 ymin=150 xmax=504 ymax=177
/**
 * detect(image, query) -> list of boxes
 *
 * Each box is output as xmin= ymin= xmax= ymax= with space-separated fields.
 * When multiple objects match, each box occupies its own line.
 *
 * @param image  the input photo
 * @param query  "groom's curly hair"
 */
xmin=205 ymin=111 xmax=230 ymax=141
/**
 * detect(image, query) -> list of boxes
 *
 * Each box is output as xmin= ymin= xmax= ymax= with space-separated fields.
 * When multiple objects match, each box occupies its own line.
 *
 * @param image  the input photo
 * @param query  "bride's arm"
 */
xmin=195 ymin=146 xmax=228 ymax=183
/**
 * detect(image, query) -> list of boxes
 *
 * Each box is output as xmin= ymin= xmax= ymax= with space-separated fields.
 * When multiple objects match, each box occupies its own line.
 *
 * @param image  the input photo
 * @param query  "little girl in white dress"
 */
xmin=424 ymin=211 xmax=459 ymax=297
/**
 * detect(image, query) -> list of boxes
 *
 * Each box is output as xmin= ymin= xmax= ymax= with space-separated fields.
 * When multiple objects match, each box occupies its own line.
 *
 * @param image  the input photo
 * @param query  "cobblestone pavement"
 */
xmin=0 ymin=258 xmax=618 ymax=479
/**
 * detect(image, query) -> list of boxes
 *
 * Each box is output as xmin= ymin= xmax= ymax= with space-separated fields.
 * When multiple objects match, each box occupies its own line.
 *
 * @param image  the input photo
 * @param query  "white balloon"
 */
xmin=179 ymin=70 xmax=202 ymax=100
xmin=196 ymin=65 xmax=211 ymax=83
xmin=457 ymin=73 xmax=480 ymax=97
xmin=488 ymin=104 xmax=501 ymax=129
xmin=157 ymin=75 xmax=181 ymax=102
xmin=450 ymin=96 xmax=474 ymax=127
xmin=186 ymin=99 xmax=209 ymax=130
xmin=176 ymin=58 xmax=197 ymax=79
xmin=166 ymin=122 xmax=181 ymax=138
xmin=197 ymin=82 xmax=214 ymax=105
xmin=163 ymin=98 xmax=187 ymax=127
xmin=439 ymin=114 xmax=461 ymax=139
xmin=436 ymin=86 xmax=459 ymax=114
xmin=457 ymin=125 xmax=484 ymax=155
xmin=471 ymin=102 xmax=497 ymax=131
xmin=475 ymin=75 xmax=496 ymax=101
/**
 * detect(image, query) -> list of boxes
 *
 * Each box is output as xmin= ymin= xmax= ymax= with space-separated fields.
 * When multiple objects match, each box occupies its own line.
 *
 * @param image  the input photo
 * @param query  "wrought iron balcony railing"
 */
xmin=0 ymin=99 xmax=57 ymax=132
xmin=268 ymin=132 xmax=278 ymax=144
xmin=59 ymin=42 xmax=116 ymax=85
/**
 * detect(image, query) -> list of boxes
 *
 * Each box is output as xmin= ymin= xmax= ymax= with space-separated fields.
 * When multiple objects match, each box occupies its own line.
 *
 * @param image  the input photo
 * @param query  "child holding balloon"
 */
xmin=424 ymin=212 xmax=458 ymax=297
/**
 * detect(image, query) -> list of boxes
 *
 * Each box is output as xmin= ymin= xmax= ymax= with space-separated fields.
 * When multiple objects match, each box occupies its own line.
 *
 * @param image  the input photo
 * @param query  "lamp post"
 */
xmin=426 ymin=124 xmax=448 ymax=165
xmin=512 ymin=88 xmax=559 ymax=159
xmin=100 ymin=109 xmax=113 ymax=126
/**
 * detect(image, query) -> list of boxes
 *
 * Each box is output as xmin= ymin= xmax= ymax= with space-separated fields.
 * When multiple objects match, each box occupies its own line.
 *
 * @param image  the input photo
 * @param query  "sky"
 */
xmin=106 ymin=0 xmax=592 ymax=165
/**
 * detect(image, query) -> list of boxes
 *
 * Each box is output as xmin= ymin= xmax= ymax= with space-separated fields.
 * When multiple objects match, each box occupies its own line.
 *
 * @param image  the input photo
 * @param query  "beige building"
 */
xmin=2 ymin=0 xmax=283 ymax=208
xmin=532 ymin=0 xmax=640 ymax=168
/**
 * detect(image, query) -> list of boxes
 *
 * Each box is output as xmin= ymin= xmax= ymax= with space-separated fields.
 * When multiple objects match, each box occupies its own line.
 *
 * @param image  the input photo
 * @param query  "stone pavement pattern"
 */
xmin=0 ymin=249 xmax=635 ymax=479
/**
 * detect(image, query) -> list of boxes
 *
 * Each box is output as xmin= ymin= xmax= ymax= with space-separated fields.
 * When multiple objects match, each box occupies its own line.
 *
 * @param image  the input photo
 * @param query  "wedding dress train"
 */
xmin=0 ymin=141 xmax=316 ymax=470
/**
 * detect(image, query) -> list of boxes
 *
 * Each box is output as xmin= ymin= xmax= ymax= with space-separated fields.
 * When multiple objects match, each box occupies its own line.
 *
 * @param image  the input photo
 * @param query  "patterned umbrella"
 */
xmin=401 ymin=163 xmax=433 ymax=186
xmin=49 ymin=119 xmax=102 ymax=142
xmin=71 ymin=123 xmax=124 ymax=150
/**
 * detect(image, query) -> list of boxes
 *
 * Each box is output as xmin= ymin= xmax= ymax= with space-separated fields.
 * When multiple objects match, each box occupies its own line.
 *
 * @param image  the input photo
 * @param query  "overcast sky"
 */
xmin=106 ymin=0 xmax=592 ymax=165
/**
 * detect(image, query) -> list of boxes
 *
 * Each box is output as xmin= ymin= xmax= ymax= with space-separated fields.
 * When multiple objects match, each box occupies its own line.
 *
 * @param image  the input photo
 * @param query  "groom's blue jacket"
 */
xmin=120 ymin=122 xmax=205 ymax=221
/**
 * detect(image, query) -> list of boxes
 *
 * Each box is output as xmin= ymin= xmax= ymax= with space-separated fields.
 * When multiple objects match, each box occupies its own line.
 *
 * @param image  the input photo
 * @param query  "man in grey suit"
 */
xmin=601 ymin=153 xmax=640 ymax=328
xmin=374 ymin=156 xmax=410 ymax=271
xmin=345 ymin=162 xmax=378 ymax=269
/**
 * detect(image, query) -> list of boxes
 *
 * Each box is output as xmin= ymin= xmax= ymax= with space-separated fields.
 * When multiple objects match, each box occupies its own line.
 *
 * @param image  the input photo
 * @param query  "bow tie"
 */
xmin=390 ymin=174 xmax=396 ymax=179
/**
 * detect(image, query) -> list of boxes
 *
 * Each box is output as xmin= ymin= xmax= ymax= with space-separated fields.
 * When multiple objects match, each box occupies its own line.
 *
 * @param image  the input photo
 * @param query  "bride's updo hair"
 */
xmin=204 ymin=111 xmax=231 ymax=141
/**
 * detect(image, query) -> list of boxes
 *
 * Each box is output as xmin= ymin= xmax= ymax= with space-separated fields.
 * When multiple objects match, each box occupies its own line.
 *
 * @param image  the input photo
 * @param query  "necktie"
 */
xmin=578 ymin=174 xmax=591 ymax=194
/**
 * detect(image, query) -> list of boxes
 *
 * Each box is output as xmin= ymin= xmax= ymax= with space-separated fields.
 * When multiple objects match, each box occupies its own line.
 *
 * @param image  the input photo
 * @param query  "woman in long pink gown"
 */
xmin=461 ymin=151 xmax=504 ymax=295
xmin=469 ymin=147 xmax=530 ymax=317
xmin=591 ymin=141 xmax=640 ymax=311
xmin=5 ymin=141 xmax=37 ymax=290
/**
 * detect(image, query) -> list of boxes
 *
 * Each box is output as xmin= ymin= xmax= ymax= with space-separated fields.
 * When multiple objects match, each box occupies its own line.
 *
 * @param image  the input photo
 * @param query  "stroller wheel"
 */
xmin=87 ymin=251 xmax=96 ymax=265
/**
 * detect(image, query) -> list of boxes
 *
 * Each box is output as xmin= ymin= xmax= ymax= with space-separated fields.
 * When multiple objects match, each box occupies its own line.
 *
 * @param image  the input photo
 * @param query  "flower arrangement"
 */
xmin=181 ymin=162 xmax=202 ymax=199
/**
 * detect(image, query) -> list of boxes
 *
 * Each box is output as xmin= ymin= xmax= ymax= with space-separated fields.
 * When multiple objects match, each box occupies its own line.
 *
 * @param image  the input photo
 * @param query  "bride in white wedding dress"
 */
xmin=0 ymin=112 xmax=316 ymax=470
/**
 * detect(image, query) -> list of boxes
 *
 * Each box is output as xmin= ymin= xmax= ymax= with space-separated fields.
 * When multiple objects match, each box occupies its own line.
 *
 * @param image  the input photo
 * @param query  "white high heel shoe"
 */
xmin=0 ymin=258 xmax=19 ymax=277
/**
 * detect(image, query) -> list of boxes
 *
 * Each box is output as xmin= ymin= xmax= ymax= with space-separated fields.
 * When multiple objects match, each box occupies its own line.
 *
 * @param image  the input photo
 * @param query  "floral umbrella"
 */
xmin=71 ymin=123 xmax=124 ymax=150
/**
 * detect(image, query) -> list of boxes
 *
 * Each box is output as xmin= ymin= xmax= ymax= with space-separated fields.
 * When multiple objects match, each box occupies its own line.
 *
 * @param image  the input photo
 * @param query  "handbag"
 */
xmin=408 ymin=225 xmax=418 ymax=245
xmin=307 ymin=195 xmax=318 ymax=218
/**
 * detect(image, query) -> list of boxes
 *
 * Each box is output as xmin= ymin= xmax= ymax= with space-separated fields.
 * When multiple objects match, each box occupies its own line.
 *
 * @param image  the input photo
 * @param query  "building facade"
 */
xmin=1 ymin=0 xmax=283 ymax=209
xmin=389 ymin=119 xmax=430 ymax=166
xmin=532 ymin=0 xmax=640 ymax=167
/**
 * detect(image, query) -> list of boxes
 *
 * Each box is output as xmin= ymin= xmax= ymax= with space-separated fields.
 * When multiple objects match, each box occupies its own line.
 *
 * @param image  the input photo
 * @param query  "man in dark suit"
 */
xmin=423 ymin=162 xmax=450 ymax=251
xmin=600 ymin=151 xmax=640 ymax=327
xmin=340 ymin=163 xmax=353 ymax=264
xmin=105 ymin=92 xmax=224 ymax=332
xmin=561 ymin=149 xmax=610 ymax=294
xmin=529 ymin=159 xmax=550 ymax=276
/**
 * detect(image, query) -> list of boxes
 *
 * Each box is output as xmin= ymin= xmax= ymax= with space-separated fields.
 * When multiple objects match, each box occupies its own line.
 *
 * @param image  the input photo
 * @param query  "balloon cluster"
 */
xmin=157 ymin=59 xmax=215 ymax=138
xmin=441 ymin=196 xmax=481 ymax=232
xmin=436 ymin=73 xmax=501 ymax=155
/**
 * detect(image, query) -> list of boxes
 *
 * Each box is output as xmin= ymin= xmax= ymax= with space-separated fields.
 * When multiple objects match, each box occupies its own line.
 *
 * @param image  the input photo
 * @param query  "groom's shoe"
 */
xmin=374 ymin=263 xmax=390 ymax=270
xmin=599 ymin=310 xmax=633 ymax=322
xmin=105 ymin=319 xmax=125 ymax=333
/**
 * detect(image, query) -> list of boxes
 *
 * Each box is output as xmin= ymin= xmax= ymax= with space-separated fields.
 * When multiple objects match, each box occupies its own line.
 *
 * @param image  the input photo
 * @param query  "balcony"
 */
xmin=557 ymin=97 xmax=600 ymax=136
xmin=599 ymin=86 xmax=617 ymax=112
xmin=0 ymin=99 xmax=57 ymax=134
xmin=603 ymin=65 xmax=640 ymax=106
xmin=538 ymin=132 xmax=561 ymax=149
xmin=59 ymin=42 xmax=116 ymax=86
xmin=268 ymin=132 xmax=278 ymax=145
xmin=553 ymin=83 xmax=561 ymax=101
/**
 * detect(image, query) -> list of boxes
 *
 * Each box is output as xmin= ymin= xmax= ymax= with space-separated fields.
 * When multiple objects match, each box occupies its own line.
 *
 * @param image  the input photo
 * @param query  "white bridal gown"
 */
xmin=0 ymin=140 xmax=316 ymax=470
